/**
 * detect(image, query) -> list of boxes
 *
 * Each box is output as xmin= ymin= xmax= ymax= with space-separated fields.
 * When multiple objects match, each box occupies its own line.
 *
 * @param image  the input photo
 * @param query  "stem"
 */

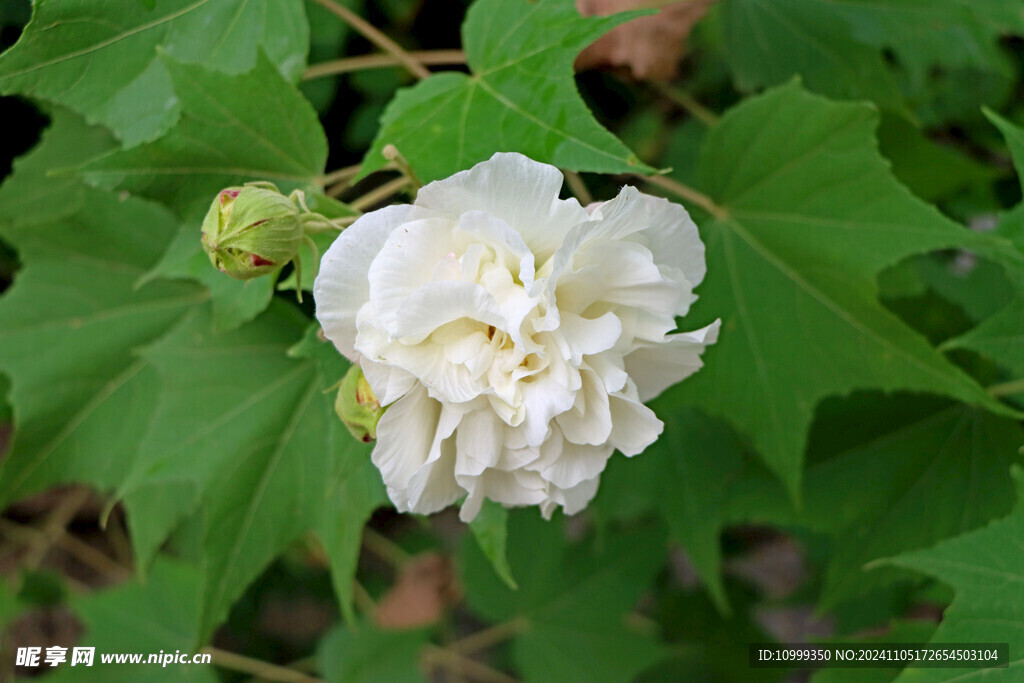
xmin=0 ymin=518 xmax=132 ymax=581
xmin=651 ymin=82 xmax=719 ymax=126
xmin=448 ymin=617 xmax=530 ymax=655
xmin=304 ymin=50 xmax=466 ymax=80
xmin=988 ymin=378 xmax=1024 ymax=397
xmin=422 ymin=645 xmax=520 ymax=683
xmin=23 ymin=487 xmax=92 ymax=569
xmin=203 ymin=647 xmax=323 ymax=683
xmin=319 ymin=164 xmax=363 ymax=187
xmin=349 ymin=177 xmax=411 ymax=211
xmin=563 ymin=171 xmax=594 ymax=206
xmin=308 ymin=0 xmax=431 ymax=80
xmin=639 ymin=173 xmax=726 ymax=218
xmin=361 ymin=526 xmax=411 ymax=567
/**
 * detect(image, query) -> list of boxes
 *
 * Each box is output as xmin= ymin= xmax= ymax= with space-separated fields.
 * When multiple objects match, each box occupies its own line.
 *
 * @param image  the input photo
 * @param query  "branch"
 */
xmin=308 ymin=0 xmax=431 ymax=80
xmin=304 ymin=50 xmax=466 ymax=80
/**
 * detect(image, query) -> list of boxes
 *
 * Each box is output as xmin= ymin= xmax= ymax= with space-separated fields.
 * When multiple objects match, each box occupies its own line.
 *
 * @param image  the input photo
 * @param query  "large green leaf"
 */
xmin=672 ymin=81 xmax=1016 ymax=496
xmin=818 ymin=0 xmax=1023 ymax=79
xmin=0 ymin=0 xmax=308 ymax=146
xmin=725 ymin=399 xmax=1024 ymax=609
xmin=720 ymin=0 xmax=903 ymax=109
xmin=720 ymin=0 xmax=1021 ymax=109
xmin=0 ymin=112 xmax=205 ymax=507
xmin=947 ymin=112 xmax=1024 ymax=379
xmin=55 ymin=559 xmax=216 ymax=682
xmin=359 ymin=0 xmax=654 ymax=183
xmin=318 ymin=624 xmax=429 ymax=683
xmin=77 ymin=53 xmax=327 ymax=221
xmin=460 ymin=511 xmax=667 ymax=682
xmin=885 ymin=470 xmax=1024 ymax=681
xmin=117 ymin=312 xmax=378 ymax=639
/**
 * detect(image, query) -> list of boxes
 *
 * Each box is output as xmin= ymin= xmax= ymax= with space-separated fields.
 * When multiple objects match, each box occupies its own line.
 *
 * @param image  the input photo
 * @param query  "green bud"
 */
xmin=201 ymin=183 xmax=303 ymax=280
xmin=335 ymin=365 xmax=384 ymax=443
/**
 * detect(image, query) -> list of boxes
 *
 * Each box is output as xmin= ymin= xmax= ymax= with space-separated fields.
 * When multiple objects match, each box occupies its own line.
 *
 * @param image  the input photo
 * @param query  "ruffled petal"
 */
xmin=625 ymin=319 xmax=721 ymax=401
xmin=315 ymin=204 xmax=432 ymax=360
xmin=416 ymin=152 xmax=590 ymax=262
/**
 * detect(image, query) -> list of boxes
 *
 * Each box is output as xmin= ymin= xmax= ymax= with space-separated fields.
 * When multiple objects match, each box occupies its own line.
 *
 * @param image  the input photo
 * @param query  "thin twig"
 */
xmin=988 ymin=378 xmax=1024 ymax=397
xmin=203 ymin=647 xmax=323 ymax=683
xmin=563 ymin=171 xmax=594 ymax=206
xmin=353 ymin=579 xmax=377 ymax=615
xmin=650 ymin=82 xmax=719 ymax=126
xmin=304 ymin=50 xmax=466 ymax=80
xmin=22 ymin=487 xmax=92 ymax=569
xmin=349 ymin=177 xmax=411 ymax=211
xmin=638 ymin=174 xmax=726 ymax=218
xmin=0 ymin=518 xmax=132 ymax=582
xmin=448 ymin=617 xmax=530 ymax=655
xmin=361 ymin=526 xmax=411 ymax=567
xmin=319 ymin=164 xmax=363 ymax=187
xmin=422 ymin=645 xmax=520 ymax=683
xmin=308 ymin=0 xmax=431 ymax=80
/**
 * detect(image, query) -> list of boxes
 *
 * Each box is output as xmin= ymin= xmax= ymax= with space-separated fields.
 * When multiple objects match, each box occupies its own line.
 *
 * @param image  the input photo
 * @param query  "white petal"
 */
xmin=541 ymin=440 xmax=614 ymax=489
xmin=608 ymin=394 xmax=663 ymax=456
xmin=457 ymin=468 xmax=547 ymax=522
xmin=416 ymin=152 xmax=590 ymax=262
xmin=518 ymin=374 xmax=576 ymax=447
xmin=556 ymin=369 xmax=612 ymax=446
xmin=557 ymin=311 xmax=621 ymax=364
xmin=392 ymin=280 xmax=505 ymax=341
xmin=541 ymin=475 xmax=601 ymax=518
xmin=366 ymin=217 xmax=460 ymax=334
xmin=371 ymin=384 xmax=441 ymax=490
xmin=315 ymin=204 xmax=431 ymax=360
xmin=625 ymin=319 xmax=721 ymax=401
xmin=455 ymin=410 xmax=504 ymax=476
xmin=406 ymin=439 xmax=463 ymax=514
xmin=360 ymin=358 xmax=416 ymax=407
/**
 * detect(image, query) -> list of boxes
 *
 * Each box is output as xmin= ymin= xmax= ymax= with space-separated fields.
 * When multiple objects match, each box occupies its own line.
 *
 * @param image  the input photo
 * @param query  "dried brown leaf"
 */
xmin=575 ymin=0 xmax=714 ymax=80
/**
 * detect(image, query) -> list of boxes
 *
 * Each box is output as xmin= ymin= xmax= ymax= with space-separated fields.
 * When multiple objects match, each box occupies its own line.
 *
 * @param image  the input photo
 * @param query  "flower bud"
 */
xmin=335 ymin=365 xmax=384 ymax=443
xmin=201 ymin=184 xmax=304 ymax=280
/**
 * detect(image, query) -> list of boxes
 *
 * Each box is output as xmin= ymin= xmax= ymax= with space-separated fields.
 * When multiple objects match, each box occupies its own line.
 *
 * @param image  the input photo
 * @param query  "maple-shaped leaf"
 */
xmin=0 ymin=110 xmax=205 ymax=508
xmin=0 ymin=0 xmax=309 ymax=146
xmin=359 ymin=0 xmax=655 ymax=183
xmin=946 ymin=111 xmax=1024 ymax=381
xmin=884 ymin=469 xmax=1024 ymax=681
xmin=76 ymin=53 xmax=327 ymax=223
xmin=673 ymin=81 xmax=1018 ymax=497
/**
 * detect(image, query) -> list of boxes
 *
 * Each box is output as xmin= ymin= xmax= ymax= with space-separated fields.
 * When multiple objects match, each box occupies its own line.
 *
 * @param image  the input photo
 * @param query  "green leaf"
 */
xmin=318 ymin=624 xmax=429 ymax=683
xmin=729 ymin=401 xmax=1024 ymax=609
xmin=468 ymin=498 xmax=517 ymax=590
xmin=877 ymin=115 xmax=998 ymax=204
xmin=813 ymin=620 xmax=938 ymax=683
xmin=359 ymin=0 xmax=654 ymax=183
xmin=117 ymin=310 xmax=376 ymax=639
xmin=0 ymin=108 xmax=117 ymax=227
xmin=460 ymin=510 xmax=668 ymax=682
xmin=671 ymin=81 xmax=1017 ymax=497
xmin=720 ymin=0 xmax=903 ymax=109
xmin=76 ymin=52 xmax=328 ymax=221
xmin=884 ymin=469 xmax=1024 ymax=681
xmin=0 ymin=113 xmax=205 ymax=506
xmin=946 ymin=112 xmax=1024 ymax=379
xmin=648 ymin=407 xmax=750 ymax=615
xmin=819 ymin=0 xmax=1023 ymax=80
xmin=0 ymin=0 xmax=309 ymax=146
xmin=59 ymin=558 xmax=216 ymax=682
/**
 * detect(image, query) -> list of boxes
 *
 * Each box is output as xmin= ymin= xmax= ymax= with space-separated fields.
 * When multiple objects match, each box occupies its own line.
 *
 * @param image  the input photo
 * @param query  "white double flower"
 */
xmin=315 ymin=153 xmax=718 ymax=521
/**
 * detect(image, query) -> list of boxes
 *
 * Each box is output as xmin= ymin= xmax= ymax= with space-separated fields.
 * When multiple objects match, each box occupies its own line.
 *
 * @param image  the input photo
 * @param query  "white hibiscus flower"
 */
xmin=314 ymin=153 xmax=719 ymax=521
